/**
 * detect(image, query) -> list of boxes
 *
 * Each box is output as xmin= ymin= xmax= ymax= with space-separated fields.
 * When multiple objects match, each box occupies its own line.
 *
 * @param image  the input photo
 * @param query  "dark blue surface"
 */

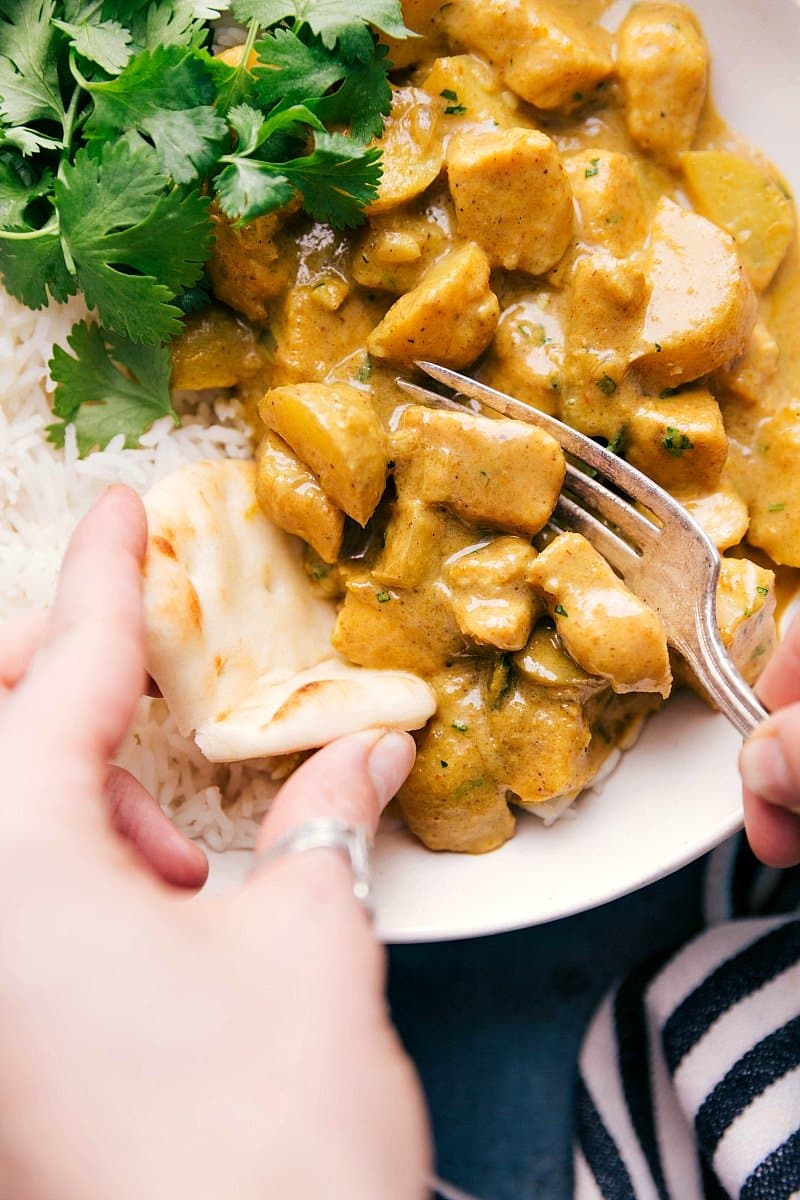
xmin=387 ymin=858 xmax=708 ymax=1200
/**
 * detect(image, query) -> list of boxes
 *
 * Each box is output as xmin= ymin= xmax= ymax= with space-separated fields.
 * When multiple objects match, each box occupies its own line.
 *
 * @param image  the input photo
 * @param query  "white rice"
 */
xmin=0 ymin=286 xmax=280 ymax=848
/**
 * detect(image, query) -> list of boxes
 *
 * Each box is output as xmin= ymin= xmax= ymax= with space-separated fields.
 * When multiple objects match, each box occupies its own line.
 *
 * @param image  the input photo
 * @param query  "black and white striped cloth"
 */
xmin=575 ymin=835 xmax=800 ymax=1200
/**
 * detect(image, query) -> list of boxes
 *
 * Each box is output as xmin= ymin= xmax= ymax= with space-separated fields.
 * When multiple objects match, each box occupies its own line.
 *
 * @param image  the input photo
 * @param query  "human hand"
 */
xmin=740 ymin=608 xmax=800 ymax=867
xmin=0 ymin=486 xmax=430 ymax=1200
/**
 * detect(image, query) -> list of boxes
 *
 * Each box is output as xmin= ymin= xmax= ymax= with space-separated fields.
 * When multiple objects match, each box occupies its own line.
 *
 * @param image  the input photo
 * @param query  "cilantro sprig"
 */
xmin=0 ymin=0 xmax=412 ymax=454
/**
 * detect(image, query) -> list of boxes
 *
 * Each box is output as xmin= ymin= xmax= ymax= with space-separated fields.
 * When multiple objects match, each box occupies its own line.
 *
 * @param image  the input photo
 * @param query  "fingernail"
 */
xmin=740 ymin=734 xmax=795 ymax=805
xmin=367 ymin=731 xmax=416 ymax=810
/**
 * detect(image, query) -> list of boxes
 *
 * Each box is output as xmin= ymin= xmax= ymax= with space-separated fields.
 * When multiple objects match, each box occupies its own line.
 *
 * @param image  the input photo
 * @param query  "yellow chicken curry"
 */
xmin=170 ymin=0 xmax=800 ymax=853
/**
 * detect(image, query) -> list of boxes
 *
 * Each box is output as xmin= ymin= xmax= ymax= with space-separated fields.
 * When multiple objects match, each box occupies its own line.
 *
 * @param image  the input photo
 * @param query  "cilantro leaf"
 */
xmin=252 ymin=28 xmax=348 ymax=109
xmin=232 ymin=0 xmax=411 ymax=60
xmin=55 ymin=140 xmax=212 ymax=341
xmin=0 ymin=225 xmax=75 ymax=308
xmin=215 ymin=158 xmax=296 ymax=222
xmin=0 ymin=153 xmax=49 ymax=225
xmin=47 ymin=319 xmax=177 ymax=455
xmin=100 ymin=0 xmax=229 ymax=51
xmin=52 ymin=15 xmax=132 ymax=74
xmin=0 ymin=0 xmax=65 ymax=128
xmin=85 ymin=45 xmax=227 ymax=183
xmin=310 ymin=44 xmax=391 ymax=141
xmin=278 ymin=130 xmax=380 ymax=226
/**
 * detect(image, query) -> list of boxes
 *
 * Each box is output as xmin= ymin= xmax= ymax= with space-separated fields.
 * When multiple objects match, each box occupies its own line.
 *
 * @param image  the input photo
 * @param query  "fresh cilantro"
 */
xmin=0 ymin=0 xmax=65 ymax=130
xmin=444 ymin=103 xmax=467 ymax=116
xmin=554 ymin=603 xmax=569 ymax=617
xmin=85 ymin=46 xmax=227 ymax=183
xmin=606 ymin=427 xmax=626 ymax=455
xmin=768 ymin=502 xmax=786 ymax=513
xmin=756 ymin=585 xmax=769 ymax=595
xmin=55 ymin=140 xmax=212 ymax=340
xmin=0 ymin=0 xmax=413 ymax=454
xmin=47 ymin=320 xmax=177 ymax=454
xmin=452 ymin=721 xmax=468 ymax=732
xmin=376 ymin=589 xmax=392 ymax=603
xmin=663 ymin=426 xmax=693 ymax=456
xmin=52 ymin=14 xmax=133 ymax=75
xmin=585 ymin=157 xmax=600 ymax=178
xmin=440 ymin=88 xmax=458 ymax=102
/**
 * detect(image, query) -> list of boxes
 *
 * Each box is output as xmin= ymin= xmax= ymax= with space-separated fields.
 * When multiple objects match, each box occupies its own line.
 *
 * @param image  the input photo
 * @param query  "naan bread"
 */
xmin=143 ymin=459 xmax=436 ymax=759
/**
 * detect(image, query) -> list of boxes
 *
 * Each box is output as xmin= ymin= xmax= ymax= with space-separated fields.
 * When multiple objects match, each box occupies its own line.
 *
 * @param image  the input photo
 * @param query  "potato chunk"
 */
xmin=564 ymin=150 xmax=648 ymax=258
xmin=527 ymin=532 xmax=672 ymax=696
xmin=259 ymin=383 xmax=388 ymax=526
xmin=715 ymin=323 xmax=780 ymax=404
xmin=446 ymin=130 xmax=573 ymax=275
xmin=254 ymin=431 xmax=345 ymax=564
xmin=681 ymin=477 xmax=750 ymax=551
xmin=445 ymin=536 xmax=539 ymax=650
xmin=680 ymin=151 xmax=796 ymax=291
xmin=422 ymin=54 xmax=530 ymax=137
xmin=634 ymin=198 xmax=757 ymax=386
xmin=616 ymin=3 xmax=708 ymax=163
xmin=625 ymin=388 xmax=728 ymax=493
xmin=367 ymin=242 xmax=499 ymax=368
xmin=394 ymin=405 xmax=565 ymax=535
xmin=366 ymin=88 xmax=444 ymax=215
xmin=351 ymin=203 xmax=452 ymax=295
xmin=444 ymin=0 xmax=612 ymax=110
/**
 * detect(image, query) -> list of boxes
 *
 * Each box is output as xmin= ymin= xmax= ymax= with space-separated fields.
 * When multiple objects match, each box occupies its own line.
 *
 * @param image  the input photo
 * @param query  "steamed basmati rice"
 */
xmin=0 ymin=285 xmax=280 ymax=848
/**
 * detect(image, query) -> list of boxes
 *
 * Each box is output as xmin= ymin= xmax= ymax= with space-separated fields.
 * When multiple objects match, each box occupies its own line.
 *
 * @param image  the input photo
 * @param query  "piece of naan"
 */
xmin=143 ymin=459 xmax=435 ymax=760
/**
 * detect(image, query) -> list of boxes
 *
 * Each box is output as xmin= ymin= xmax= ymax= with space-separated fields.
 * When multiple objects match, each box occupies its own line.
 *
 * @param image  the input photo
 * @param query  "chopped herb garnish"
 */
xmin=768 ymin=502 xmax=786 ymax=512
xmin=444 ymin=103 xmax=468 ymax=116
xmin=596 ymin=374 xmax=617 ymax=395
xmin=654 ymin=342 xmax=663 ymax=352
xmin=663 ymin=427 xmax=693 ymax=456
xmin=440 ymin=760 xmax=449 ymax=768
xmin=310 ymin=560 xmax=331 ymax=580
xmin=375 ymin=589 xmax=392 ymax=603
xmin=585 ymin=157 xmax=600 ymax=178
xmin=554 ymin=603 xmax=569 ymax=617
xmin=606 ymin=427 xmax=626 ymax=455
xmin=357 ymin=355 xmax=373 ymax=382
xmin=452 ymin=720 xmax=469 ymax=732
xmin=440 ymin=88 xmax=458 ymax=101
xmin=487 ymin=652 xmax=515 ymax=709
xmin=756 ymin=585 xmax=769 ymax=595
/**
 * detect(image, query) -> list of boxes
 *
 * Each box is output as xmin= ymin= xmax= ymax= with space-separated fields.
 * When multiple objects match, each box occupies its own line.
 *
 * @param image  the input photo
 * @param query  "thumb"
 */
xmin=233 ymin=728 xmax=414 ymax=937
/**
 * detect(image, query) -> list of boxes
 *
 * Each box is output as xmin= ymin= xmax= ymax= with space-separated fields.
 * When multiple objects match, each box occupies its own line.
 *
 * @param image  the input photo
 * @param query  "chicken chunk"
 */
xmin=564 ymin=150 xmax=648 ymax=258
xmin=444 ymin=0 xmax=612 ymax=111
xmin=207 ymin=205 xmax=297 ymax=323
xmin=259 ymin=383 xmax=388 ymax=526
xmin=478 ymin=299 xmax=564 ymax=417
xmin=446 ymin=130 xmax=574 ymax=276
xmin=625 ymin=388 xmax=728 ymax=493
xmin=680 ymin=477 xmax=750 ymax=551
xmin=715 ymin=323 xmax=781 ymax=404
xmin=254 ymin=431 xmax=345 ymax=564
xmin=716 ymin=558 xmax=777 ymax=685
xmin=367 ymin=242 xmax=499 ymax=368
xmin=170 ymin=305 xmax=269 ymax=390
xmin=367 ymin=88 xmax=444 ymax=215
xmin=393 ymin=405 xmax=565 ymax=536
xmin=567 ymin=251 xmax=649 ymax=388
xmin=634 ymin=198 xmax=757 ymax=386
xmin=445 ymin=536 xmax=539 ymax=650
xmin=527 ymin=532 xmax=672 ymax=696
xmin=616 ymin=3 xmax=709 ymax=163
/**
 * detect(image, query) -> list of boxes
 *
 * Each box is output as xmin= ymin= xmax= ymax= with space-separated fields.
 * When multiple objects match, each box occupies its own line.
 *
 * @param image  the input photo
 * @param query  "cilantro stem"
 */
xmin=68 ymin=48 xmax=93 ymax=97
xmin=0 ymin=220 xmax=59 ymax=240
xmin=63 ymin=55 xmax=89 ymax=148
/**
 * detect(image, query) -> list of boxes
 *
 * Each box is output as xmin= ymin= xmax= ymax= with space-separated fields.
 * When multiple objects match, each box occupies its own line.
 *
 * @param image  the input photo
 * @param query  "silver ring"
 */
xmin=250 ymin=818 xmax=373 ymax=917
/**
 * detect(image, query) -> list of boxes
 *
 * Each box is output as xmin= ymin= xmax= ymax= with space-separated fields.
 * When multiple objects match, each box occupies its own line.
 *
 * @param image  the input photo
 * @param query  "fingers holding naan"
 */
xmin=142 ymin=460 xmax=436 ymax=762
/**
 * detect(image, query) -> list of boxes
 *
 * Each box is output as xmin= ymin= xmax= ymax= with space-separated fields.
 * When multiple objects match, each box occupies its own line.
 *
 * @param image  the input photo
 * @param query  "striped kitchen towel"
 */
xmin=574 ymin=835 xmax=800 ymax=1199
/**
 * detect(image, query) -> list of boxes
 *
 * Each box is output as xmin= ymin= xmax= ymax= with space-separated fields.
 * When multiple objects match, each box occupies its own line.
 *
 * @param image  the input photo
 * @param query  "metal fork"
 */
xmin=398 ymin=361 xmax=768 ymax=739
